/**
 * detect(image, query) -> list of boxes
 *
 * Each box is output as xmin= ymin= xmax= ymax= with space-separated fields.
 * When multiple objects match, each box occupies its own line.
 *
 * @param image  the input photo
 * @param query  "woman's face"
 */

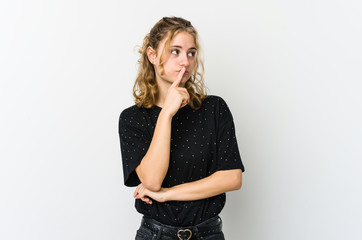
xmin=152 ymin=31 xmax=197 ymax=87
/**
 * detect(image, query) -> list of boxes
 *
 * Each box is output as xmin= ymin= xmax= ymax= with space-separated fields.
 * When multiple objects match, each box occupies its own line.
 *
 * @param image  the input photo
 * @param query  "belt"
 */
xmin=141 ymin=216 xmax=222 ymax=240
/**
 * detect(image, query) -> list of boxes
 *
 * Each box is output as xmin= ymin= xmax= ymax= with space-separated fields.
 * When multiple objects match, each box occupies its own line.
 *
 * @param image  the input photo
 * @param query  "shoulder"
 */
xmin=120 ymin=103 xmax=157 ymax=117
xmin=119 ymin=104 xmax=158 ymax=128
xmin=119 ymin=105 xmax=139 ymax=121
xmin=202 ymin=95 xmax=229 ymax=108
xmin=119 ymin=104 xmax=151 ymax=126
xmin=202 ymin=95 xmax=234 ymax=122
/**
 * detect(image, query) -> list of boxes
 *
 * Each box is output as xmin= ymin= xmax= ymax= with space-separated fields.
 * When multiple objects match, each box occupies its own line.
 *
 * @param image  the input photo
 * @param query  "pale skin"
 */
xmin=134 ymin=31 xmax=242 ymax=204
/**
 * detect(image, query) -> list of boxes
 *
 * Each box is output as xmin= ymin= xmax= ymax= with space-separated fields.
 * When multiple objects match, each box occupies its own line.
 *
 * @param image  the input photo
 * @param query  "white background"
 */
xmin=1 ymin=0 xmax=361 ymax=239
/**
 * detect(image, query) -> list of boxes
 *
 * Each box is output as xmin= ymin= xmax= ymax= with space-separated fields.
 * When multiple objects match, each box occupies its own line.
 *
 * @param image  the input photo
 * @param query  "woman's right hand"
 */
xmin=162 ymin=67 xmax=190 ymax=117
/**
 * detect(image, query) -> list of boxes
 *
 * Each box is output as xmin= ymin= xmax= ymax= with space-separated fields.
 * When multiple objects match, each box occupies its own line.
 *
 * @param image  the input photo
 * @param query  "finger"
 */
xmin=180 ymin=98 xmax=188 ymax=108
xmin=134 ymin=184 xmax=142 ymax=198
xmin=134 ymin=185 xmax=140 ymax=197
xmin=179 ymin=88 xmax=190 ymax=100
xmin=141 ymin=196 xmax=152 ymax=204
xmin=171 ymin=67 xmax=186 ymax=88
xmin=133 ymin=187 xmax=138 ymax=198
xmin=180 ymin=100 xmax=189 ymax=108
xmin=136 ymin=194 xmax=152 ymax=205
xmin=179 ymin=91 xmax=190 ymax=108
xmin=135 ymin=184 xmax=146 ymax=198
xmin=137 ymin=187 xmax=153 ymax=204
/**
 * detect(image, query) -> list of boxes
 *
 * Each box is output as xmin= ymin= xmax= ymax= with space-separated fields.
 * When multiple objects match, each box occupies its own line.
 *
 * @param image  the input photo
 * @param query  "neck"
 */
xmin=155 ymin=83 xmax=169 ymax=108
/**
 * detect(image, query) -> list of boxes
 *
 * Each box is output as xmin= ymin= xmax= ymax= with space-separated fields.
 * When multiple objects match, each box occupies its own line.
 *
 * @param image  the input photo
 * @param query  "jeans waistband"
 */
xmin=141 ymin=216 xmax=222 ymax=240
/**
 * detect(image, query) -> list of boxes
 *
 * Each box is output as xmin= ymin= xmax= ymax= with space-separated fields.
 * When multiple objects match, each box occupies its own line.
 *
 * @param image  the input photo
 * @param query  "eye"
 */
xmin=188 ymin=51 xmax=197 ymax=57
xmin=171 ymin=49 xmax=179 ymax=55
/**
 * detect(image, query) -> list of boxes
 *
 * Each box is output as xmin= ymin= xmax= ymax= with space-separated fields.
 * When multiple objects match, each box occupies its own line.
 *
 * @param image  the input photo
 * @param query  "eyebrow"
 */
xmin=170 ymin=45 xmax=197 ymax=50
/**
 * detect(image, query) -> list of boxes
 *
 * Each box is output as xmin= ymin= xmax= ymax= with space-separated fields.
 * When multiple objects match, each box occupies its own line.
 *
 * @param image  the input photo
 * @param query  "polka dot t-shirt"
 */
xmin=118 ymin=95 xmax=245 ymax=227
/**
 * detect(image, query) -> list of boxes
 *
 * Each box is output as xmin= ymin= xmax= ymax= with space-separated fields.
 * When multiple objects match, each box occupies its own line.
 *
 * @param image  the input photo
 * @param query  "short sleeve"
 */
xmin=215 ymin=98 xmax=245 ymax=172
xmin=118 ymin=107 xmax=151 ymax=187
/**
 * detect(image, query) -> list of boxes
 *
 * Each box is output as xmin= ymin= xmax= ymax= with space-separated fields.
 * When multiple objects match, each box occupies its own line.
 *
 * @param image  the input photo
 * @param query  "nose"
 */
xmin=179 ymin=53 xmax=190 ymax=67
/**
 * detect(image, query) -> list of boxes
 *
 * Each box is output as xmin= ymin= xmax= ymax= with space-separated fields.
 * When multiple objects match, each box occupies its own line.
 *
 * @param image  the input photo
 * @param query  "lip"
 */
xmin=177 ymin=69 xmax=190 ymax=76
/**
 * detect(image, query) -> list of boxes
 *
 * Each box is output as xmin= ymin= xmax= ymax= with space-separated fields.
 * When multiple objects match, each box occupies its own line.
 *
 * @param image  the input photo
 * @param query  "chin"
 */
xmin=182 ymin=76 xmax=191 ymax=82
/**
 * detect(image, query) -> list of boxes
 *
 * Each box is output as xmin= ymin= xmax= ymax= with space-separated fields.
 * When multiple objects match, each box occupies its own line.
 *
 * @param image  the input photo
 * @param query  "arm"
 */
xmin=135 ymin=68 xmax=189 ymax=191
xmin=134 ymin=169 xmax=242 ymax=203
xmin=135 ymin=111 xmax=172 ymax=192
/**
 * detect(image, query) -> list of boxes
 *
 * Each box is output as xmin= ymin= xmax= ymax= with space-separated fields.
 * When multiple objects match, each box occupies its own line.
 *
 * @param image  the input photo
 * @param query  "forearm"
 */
xmin=136 ymin=110 xmax=173 ymax=191
xmin=165 ymin=169 xmax=242 ymax=201
xmin=136 ymin=111 xmax=172 ymax=191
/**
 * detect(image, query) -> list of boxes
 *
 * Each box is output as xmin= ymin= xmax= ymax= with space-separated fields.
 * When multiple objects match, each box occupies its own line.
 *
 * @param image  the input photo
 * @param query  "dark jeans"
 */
xmin=135 ymin=216 xmax=225 ymax=240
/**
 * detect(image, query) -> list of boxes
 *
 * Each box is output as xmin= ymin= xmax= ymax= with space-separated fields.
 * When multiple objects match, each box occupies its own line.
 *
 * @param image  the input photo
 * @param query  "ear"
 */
xmin=147 ymin=46 xmax=156 ymax=65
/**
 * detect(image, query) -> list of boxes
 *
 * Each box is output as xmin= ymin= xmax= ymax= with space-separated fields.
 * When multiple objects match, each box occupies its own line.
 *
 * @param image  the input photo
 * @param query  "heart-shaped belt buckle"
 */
xmin=177 ymin=229 xmax=192 ymax=240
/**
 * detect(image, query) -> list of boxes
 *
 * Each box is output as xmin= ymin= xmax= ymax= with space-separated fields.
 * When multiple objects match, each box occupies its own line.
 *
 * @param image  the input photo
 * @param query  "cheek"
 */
xmin=191 ymin=60 xmax=196 ymax=68
xmin=161 ymin=61 xmax=176 ymax=75
xmin=189 ymin=60 xmax=196 ymax=72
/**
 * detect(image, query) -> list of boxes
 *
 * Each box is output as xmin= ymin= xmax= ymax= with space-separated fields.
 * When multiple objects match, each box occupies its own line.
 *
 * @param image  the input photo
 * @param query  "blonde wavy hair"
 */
xmin=133 ymin=17 xmax=207 ymax=110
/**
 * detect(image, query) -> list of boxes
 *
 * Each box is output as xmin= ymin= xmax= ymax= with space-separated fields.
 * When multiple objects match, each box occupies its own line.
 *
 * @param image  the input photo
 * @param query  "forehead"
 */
xmin=158 ymin=31 xmax=196 ymax=52
xmin=170 ymin=31 xmax=196 ymax=47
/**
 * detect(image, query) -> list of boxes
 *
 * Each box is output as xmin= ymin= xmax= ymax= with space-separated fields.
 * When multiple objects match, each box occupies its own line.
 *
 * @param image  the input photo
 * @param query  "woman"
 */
xmin=119 ymin=16 xmax=245 ymax=240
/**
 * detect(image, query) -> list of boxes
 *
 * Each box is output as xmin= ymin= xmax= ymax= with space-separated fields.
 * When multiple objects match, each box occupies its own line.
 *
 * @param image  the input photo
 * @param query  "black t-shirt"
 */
xmin=118 ymin=95 xmax=245 ymax=226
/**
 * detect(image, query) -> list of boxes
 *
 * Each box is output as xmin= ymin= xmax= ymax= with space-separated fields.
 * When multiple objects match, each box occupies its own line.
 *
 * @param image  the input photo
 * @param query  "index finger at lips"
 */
xmin=172 ymin=67 xmax=186 ymax=87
